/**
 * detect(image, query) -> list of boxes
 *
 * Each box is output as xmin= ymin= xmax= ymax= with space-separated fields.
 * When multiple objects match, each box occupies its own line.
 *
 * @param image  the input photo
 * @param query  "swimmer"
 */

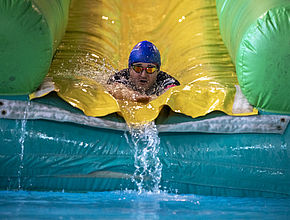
xmin=107 ymin=41 xmax=180 ymax=103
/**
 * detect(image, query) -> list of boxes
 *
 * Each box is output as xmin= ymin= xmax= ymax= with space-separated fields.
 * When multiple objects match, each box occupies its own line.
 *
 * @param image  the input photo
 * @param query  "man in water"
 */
xmin=107 ymin=41 xmax=180 ymax=103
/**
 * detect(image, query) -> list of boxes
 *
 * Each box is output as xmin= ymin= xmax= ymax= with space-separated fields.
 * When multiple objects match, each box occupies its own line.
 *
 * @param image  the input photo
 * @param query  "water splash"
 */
xmin=126 ymin=122 xmax=162 ymax=193
xmin=17 ymin=101 xmax=30 ymax=190
xmin=51 ymin=52 xmax=116 ymax=85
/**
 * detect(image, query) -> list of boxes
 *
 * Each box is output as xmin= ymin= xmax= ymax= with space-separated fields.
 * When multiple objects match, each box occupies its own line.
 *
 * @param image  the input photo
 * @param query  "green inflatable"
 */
xmin=216 ymin=0 xmax=290 ymax=114
xmin=0 ymin=0 xmax=70 ymax=95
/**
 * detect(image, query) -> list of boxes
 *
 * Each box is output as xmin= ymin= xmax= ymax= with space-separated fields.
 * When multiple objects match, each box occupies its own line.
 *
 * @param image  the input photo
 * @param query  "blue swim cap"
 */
xmin=128 ymin=41 xmax=161 ymax=68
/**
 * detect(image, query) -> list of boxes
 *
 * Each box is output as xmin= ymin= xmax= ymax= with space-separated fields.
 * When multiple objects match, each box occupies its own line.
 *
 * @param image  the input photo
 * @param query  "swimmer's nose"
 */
xmin=141 ymin=70 xmax=147 ymax=77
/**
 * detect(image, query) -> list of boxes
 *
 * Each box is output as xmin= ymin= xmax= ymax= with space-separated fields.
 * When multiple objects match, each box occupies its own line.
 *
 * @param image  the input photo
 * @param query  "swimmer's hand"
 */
xmin=106 ymin=83 xmax=156 ymax=104
xmin=133 ymin=94 xmax=151 ymax=104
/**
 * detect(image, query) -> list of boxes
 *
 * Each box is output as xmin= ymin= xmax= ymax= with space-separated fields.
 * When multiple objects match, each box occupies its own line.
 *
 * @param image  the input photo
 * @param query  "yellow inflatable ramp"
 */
xmin=31 ymin=0 xmax=257 ymax=124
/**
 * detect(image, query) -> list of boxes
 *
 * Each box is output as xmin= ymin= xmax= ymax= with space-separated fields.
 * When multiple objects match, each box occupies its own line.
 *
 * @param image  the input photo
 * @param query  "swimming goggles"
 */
xmin=131 ymin=65 xmax=158 ymax=74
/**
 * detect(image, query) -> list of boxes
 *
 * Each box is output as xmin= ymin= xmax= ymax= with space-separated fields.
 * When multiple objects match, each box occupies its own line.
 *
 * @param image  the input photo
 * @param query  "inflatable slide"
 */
xmin=0 ymin=0 xmax=289 ymax=197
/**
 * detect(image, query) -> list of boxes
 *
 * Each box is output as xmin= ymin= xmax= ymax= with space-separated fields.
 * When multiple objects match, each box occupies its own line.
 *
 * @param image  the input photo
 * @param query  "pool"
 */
xmin=1 ymin=190 xmax=289 ymax=219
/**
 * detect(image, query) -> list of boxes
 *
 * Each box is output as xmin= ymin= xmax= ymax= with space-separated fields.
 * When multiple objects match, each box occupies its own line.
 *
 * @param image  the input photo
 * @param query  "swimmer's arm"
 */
xmin=105 ymin=83 xmax=154 ymax=103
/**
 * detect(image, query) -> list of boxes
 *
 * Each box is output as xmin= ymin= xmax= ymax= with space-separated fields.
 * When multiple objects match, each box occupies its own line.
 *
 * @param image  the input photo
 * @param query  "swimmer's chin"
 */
xmin=136 ymin=81 xmax=149 ymax=88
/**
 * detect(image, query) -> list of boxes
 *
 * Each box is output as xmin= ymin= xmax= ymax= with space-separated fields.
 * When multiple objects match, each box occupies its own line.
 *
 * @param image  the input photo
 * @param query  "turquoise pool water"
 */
xmin=0 ymin=190 xmax=289 ymax=219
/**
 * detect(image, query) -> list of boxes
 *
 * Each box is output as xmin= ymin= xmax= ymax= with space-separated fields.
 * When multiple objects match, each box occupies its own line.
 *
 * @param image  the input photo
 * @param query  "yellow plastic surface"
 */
xmin=33 ymin=0 xmax=257 ymax=124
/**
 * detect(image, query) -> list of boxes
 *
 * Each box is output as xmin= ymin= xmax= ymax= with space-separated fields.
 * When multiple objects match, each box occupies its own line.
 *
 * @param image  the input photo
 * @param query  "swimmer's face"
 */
xmin=129 ymin=62 xmax=158 ymax=93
